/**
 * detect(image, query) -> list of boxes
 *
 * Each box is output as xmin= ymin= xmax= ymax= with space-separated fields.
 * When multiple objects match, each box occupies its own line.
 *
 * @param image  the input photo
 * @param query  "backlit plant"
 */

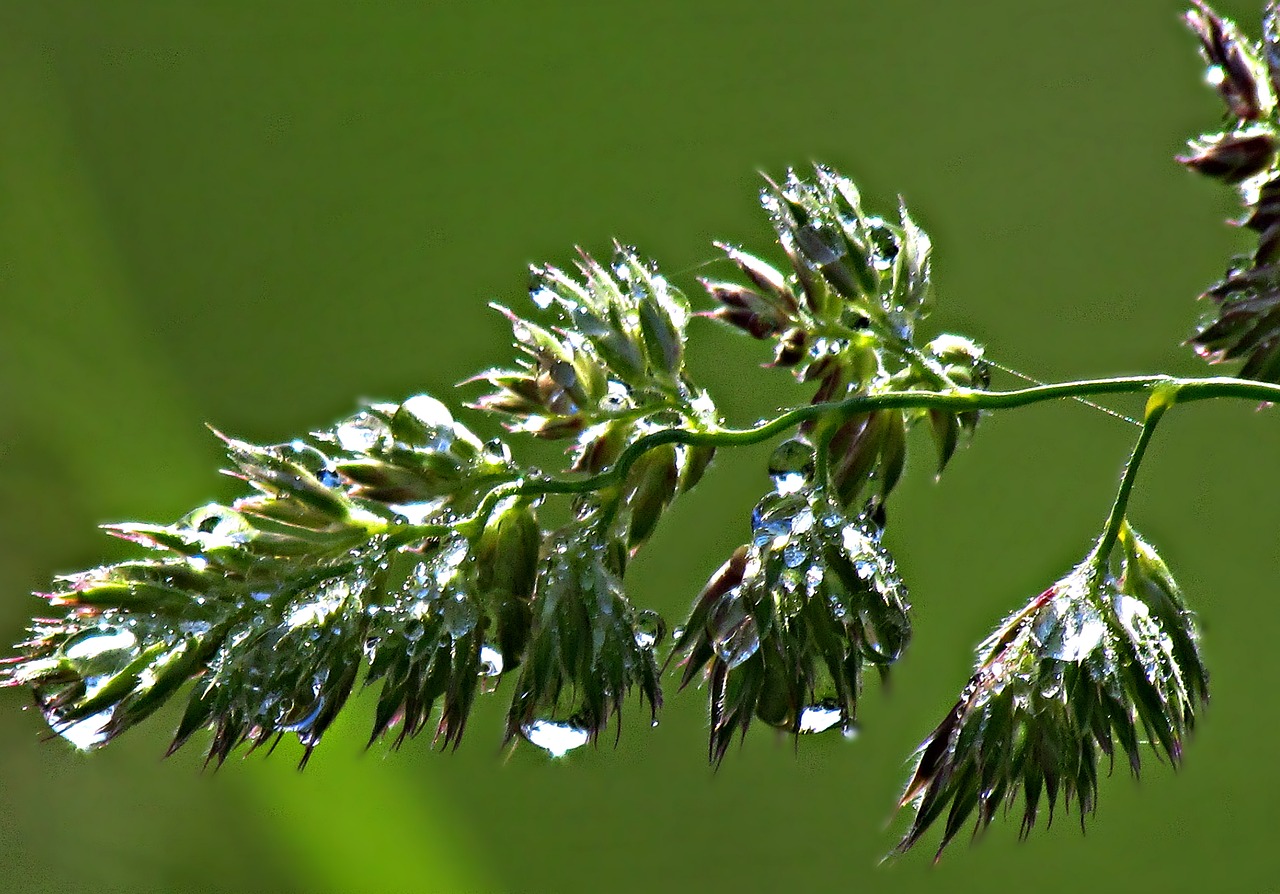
xmin=6 ymin=1 xmax=1280 ymax=860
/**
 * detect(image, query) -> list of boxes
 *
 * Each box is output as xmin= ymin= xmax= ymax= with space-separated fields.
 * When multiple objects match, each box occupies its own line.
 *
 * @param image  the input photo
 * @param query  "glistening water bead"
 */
xmin=521 ymin=720 xmax=590 ymax=758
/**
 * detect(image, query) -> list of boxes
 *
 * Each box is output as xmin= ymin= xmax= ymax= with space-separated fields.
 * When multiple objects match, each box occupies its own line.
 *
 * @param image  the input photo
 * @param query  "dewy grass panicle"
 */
xmin=3 ymin=0 xmax=1279 ymax=862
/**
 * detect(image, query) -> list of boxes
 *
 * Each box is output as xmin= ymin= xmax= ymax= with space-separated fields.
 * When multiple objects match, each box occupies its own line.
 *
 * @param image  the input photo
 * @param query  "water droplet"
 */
xmin=391 ymin=501 xmax=440 ymax=526
xmin=480 ymin=644 xmax=504 ymax=677
xmin=798 ymin=701 xmax=845 ymax=734
xmin=1040 ymin=679 xmax=1063 ymax=701
xmin=286 ymin=590 xmax=342 ymax=629
xmin=768 ymin=439 xmax=813 ymax=495
xmin=522 ymin=719 xmax=590 ymax=758
xmin=428 ymin=541 xmax=470 ymax=588
xmin=335 ymin=413 xmax=389 ymax=453
xmin=710 ymin=592 xmax=760 ymax=669
xmin=633 ymin=610 xmax=666 ymax=650
xmin=782 ymin=541 xmax=808 ymax=569
xmin=865 ymin=217 xmax=899 ymax=270
xmin=805 ymin=565 xmax=824 ymax=599
xmin=1041 ymin=596 xmax=1106 ymax=662
xmin=400 ymin=394 xmax=455 ymax=432
xmin=601 ymin=381 xmax=631 ymax=412
xmin=482 ymin=438 xmax=512 ymax=465
xmin=442 ymin=594 xmax=478 ymax=637
xmin=64 ymin=628 xmax=137 ymax=666
xmin=281 ymin=697 xmax=327 ymax=741
xmin=530 ymin=286 xmax=556 ymax=310
xmin=53 ymin=709 xmax=114 ymax=751
xmin=790 ymin=508 xmax=815 ymax=535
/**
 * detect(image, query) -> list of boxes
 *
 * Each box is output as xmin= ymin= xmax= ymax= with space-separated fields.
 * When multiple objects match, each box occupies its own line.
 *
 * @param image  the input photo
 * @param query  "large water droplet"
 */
xmin=64 ymin=627 xmax=137 ymax=668
xmin=1041 ymin=597 xmax=1106 ymax=663
xmin=400 ymin=394 xmax=454 ymax=432
xmin=442 ymin=594 xmax=478 ymax=638
xmin=601 ymin=381 xmax=631 ymax=412
xmin=335 ymin=413 xmax=390 ymax=453
xmin=391 ymin=501 xmax=440 ymax=526
xmin=179 ymin=620 xmax=213 ymax=637
xmin=790 ymin=508 xmax=815 ymax=535
xmin=782 ymin=541 xmax=808 ymax=569
xmin=479 ymin=644 xmax=504 ymax=677
xmin=53 ymin=709 xmax=114 ymax=751
xmin=805 ymin=565 xmax=825 ymax=600
xmin=633 ymin=610 xmax=666 ymax=651
xmin=404 ymin=619 xmax=426 ymax=643
xmin=522 ymin=720 xmax=590 ymax=758
xmin=866 ymin=217 xmax=900 ymax=271
xmin=768 ymin=439 xmax=813 ymax=495
xmin=798 ymin=701 xmax=845 ymax=734
xmin=48 ymin=627 xmax=140 ymax=751
xmin=710 ymin=592 xmax=760 ymax=670
xmin=482 ymin=438 xmax=512 ymax=466
xmin=281 ymin=697 xmax=327 ymax=738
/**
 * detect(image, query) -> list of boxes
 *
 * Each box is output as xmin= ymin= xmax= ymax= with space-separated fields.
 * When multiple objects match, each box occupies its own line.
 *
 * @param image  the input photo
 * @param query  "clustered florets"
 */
xmin=6 ymin=1 xmax=1274 ymax=861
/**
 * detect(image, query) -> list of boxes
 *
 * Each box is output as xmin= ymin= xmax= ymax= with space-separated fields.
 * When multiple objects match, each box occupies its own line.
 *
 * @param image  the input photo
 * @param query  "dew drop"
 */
xmin=54 ymin=709 xmax=114 ymax=751
xmin=281 ymin=697 xmax=327 ymax=743
xmin=482 ymin=438 xmax=512 ymax=465
xmin=767 ymin=438 xmax=813 ymax=495
xmin=1042 ymin=597 xmax=1106 ymax=662
xmin=710 ymin=592 xmax=760 ymax=670
xmin=442 ymin=594 xmax=478 ymax=638
xmin=790 ymin=508 xmax=815 ymax=535
xmin=391 ymin=501 xmax=440 ymax=526
xmin=480 ymin=645 xmax=504 ymax=677
xmin=522 ymin=720 xmax=590 ymax=758
xmin=633 ymin=610 xmax=666 ymax=651
xmin=782 ymin=541 xmax=808 ymax=569
xmin=805 ymin=565 xmax=825 ymax=599
xmin=601 ymin=381 xmax=631 ymax=412
xmin=798 ymin=701 xmax=845 ymax=734
xmin=400 ymin=394 xmax=455 ymax=432
xmin=179 ymin=620 xmax=212 ymax=637
xmin=335 ymin=413 xmax=389 ymax=453
xmin=64 ymin=628 xmax=137 ymax=666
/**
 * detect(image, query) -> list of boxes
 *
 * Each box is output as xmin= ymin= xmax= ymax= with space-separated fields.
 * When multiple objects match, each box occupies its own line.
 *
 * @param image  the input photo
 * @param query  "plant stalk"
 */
xmin=394 ymin=373 xmax=1280 ymax=543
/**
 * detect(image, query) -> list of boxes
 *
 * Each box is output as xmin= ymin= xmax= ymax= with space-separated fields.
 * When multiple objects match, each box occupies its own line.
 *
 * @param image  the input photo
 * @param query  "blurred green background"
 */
xmin=1 ymin=1 xmax=1275 ymax=891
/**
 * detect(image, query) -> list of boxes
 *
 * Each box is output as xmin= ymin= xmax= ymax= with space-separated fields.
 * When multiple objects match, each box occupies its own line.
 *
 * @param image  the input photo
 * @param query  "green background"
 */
xmin=1 ymin=1 xmax=1274 ymax=891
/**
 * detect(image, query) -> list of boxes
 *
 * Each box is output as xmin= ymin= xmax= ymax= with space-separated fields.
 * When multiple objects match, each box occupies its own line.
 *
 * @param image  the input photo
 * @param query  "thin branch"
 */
xmin=397 ymin=373 xmax=1280 ymax=544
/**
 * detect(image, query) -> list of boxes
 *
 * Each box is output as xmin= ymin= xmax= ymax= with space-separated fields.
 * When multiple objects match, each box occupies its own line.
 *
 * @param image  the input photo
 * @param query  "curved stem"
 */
xmin=1093 ymin=386 xmax=1175 ymax=564
xmin=393 ymin=373 xmax=1280 ymax=543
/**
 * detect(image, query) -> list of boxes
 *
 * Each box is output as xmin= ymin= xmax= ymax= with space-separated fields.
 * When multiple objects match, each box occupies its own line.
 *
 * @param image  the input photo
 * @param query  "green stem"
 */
xmin=393 ymin=373 xmax=1280 ymax=543
xmin=1093 ymin=386 xmax=1174 ymax=564
xmin=814 ymin=425 xmax=834 ymax=493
